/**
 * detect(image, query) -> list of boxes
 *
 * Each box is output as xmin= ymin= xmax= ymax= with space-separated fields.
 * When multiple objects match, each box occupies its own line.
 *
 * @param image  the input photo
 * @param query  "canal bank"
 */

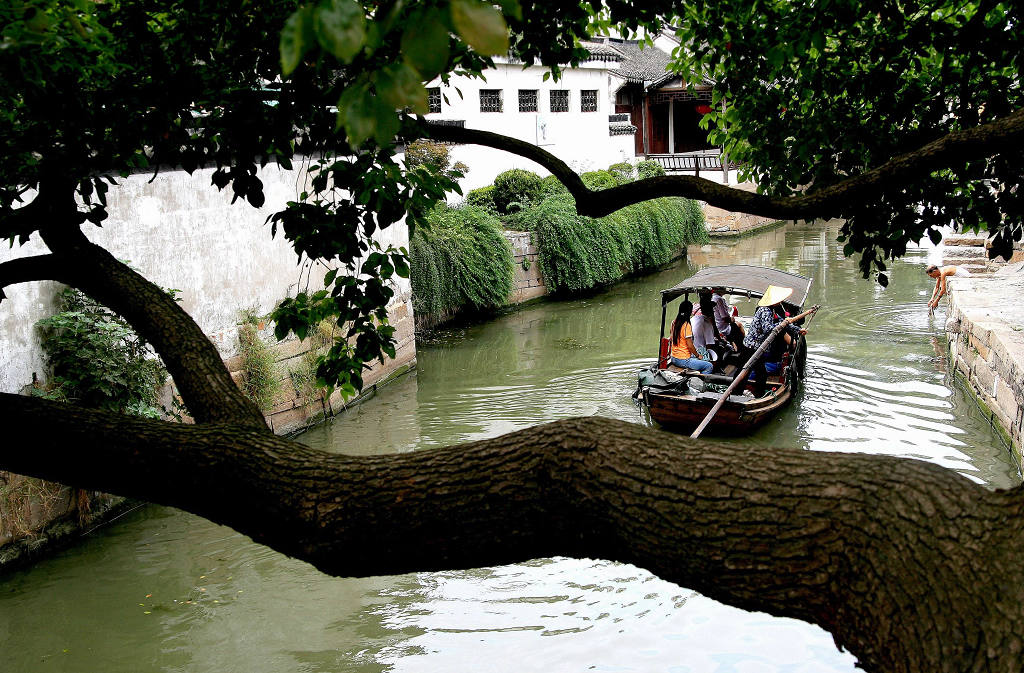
xmin=944 ymin=261 xmax=1024 ymax=465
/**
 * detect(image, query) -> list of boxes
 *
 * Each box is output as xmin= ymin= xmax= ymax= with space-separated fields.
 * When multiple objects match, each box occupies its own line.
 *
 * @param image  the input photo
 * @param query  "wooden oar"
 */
xmin=690 ymin=304 xmax=820 ymax=439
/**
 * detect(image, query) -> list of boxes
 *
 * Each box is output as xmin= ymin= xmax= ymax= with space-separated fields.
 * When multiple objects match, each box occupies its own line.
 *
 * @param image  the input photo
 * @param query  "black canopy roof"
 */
xmin=661 ymin=265 xmax=812 ymax=307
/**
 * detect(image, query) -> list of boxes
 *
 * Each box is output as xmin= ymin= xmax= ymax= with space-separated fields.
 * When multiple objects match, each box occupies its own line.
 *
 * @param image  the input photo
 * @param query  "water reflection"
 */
xmin=1 ymin=221 xmax=1015 ymax=673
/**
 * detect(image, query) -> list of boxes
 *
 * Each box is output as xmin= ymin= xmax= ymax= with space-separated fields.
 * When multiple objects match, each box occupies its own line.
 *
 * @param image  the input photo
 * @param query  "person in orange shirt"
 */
xmin=668 ymin=299 xmax=713 ymax=374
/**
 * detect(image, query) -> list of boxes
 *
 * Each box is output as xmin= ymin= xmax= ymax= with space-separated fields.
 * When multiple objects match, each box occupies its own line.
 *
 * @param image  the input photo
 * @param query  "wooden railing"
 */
xmin=647 ymin=150 xmax=732 ymax=177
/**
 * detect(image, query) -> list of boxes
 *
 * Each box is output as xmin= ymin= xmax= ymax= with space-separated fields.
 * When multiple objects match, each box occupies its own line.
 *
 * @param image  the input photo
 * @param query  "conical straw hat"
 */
xmin=758 ymin=285 xmax=793 ymax=307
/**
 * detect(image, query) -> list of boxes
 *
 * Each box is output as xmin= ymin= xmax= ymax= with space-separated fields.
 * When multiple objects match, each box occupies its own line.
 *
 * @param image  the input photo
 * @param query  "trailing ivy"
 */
xmin=410 ymin=204 xmax=515 ymax=327
xmin=527 ymin=194 xmax=707 ymax=293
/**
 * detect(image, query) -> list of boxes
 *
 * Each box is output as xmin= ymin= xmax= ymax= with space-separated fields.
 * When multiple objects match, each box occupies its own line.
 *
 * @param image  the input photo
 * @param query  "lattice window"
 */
xmin=479 ymin=89 xmax=503 ymax=113
xmin=580 ymin=90 xmax=598 ymax=112
xmin=518 ymin=89 xmax=538 ymax=112
xmin=427 ymin=87 xmax=441 ymax=114
xmin=549 ymin=89 xmax=569 ymax=113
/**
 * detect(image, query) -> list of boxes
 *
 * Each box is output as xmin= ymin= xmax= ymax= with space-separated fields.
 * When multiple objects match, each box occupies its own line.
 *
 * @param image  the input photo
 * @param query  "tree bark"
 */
xmin=2 ymin=392 xmax=1022 ymax=673
xmin=426 ymin=106 xmax=1024 ymax=220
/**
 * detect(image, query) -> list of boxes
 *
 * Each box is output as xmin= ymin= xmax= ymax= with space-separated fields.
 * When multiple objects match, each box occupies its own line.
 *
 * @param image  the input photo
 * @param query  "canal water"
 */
xmin=1 ymin=221 xmax=1017 ymax=672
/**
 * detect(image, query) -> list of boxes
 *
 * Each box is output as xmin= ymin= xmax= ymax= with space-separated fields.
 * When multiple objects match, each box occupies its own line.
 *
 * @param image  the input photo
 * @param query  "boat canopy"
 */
xmin=660 ymin=265 xmax=812 ymax=307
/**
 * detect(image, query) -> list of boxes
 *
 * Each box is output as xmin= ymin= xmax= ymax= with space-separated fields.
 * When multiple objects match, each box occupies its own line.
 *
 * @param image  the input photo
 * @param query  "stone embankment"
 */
xmin=223 ymin=302 xmax=416 ymax=436
xmin=942 ymin=233 xmax=1024 ymax=274
xmin=945 ymin=262 xmax=1024 ymax=466
xmin=702 ymin=183 xmax=780 ymax=237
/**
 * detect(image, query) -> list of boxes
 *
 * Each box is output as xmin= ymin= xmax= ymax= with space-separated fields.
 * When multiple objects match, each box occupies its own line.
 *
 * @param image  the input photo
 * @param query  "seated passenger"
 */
xmin=668 ymin=299 xmax=713 ymax=374
xmin=710 ymin=286 xmax=745 ymax=349
xmin=692 ymin=296 xmax=723 ymax=370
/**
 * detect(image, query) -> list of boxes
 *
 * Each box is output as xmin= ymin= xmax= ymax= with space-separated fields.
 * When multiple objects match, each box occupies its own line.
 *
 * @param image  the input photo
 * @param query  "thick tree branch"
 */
xmin=2 ymin=391 xmax=1022 ymax=673
xmin=427 ymin=107 xmax=1024 ymax=220
xmin=0 ymin=254 xmax=63 ymax=292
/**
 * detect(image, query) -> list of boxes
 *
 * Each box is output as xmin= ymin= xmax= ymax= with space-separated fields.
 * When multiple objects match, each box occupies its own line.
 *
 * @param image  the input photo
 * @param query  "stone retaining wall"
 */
xmin=701 ymin=183 xmax=780 ymax=237
xmin=945 ymin=263 xmax=1024 ymax=464
xmin=224 ymin=293 xmax=416 ymax=435
xmin=505 ymin=231 xmax=546 ymax=304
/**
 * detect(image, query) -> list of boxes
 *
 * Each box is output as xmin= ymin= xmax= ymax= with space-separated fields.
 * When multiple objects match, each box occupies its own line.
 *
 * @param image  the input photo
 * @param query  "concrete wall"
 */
xmin=0 ymin=162 xmax=414 ymax=395
xmin=428 ymin=60 xmax=636 ymax=193
xmin=945 ymin=263 xmax=1024 ymax=464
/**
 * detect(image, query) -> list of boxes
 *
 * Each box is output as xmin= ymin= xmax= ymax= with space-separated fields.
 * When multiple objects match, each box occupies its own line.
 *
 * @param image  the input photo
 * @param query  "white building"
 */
xmin=425 ymin=43 xmax=639 ymax=191
xmin=425 ymin=38 xmax=729 ymax=192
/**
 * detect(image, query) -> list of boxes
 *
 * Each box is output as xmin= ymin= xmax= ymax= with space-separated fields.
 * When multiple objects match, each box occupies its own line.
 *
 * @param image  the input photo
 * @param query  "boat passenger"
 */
xmin=693 ymin=295 xmax=725 ymax=367
xmin=926 ymin=264 xmax=971 ymax=309
xmin=668 ymin=299 xmax=713 ymax=374
xmin=740 ymin=285 xmax=805 ymax=396
xmin=710 ymin=287 xmax=746 ymax=348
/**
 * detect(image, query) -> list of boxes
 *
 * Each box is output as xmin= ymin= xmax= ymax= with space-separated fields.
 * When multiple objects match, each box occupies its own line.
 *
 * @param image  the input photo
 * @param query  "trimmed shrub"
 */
xmin=492 ymin=168 xmax=543 ymax=214
xmin=410 ymin=204 xmax=515 ymax=327
xmin=636 ymin=160 xmax=666 ymax=179
xmin=608 ymin=162 xmax=634 ymax=184
xmin=539 ymin=174 xmax=569 ymax=197
xmin=580 ymin=170 xmax=618 ymax=191
xmin=405 ymin=139 xmax=452 ymax=173
xmin=465 ymin=185 xmax=496 ymax=211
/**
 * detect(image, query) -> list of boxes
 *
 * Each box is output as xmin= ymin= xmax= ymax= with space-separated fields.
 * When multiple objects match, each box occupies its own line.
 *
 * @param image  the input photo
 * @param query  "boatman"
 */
xmin=741 ymin=285 xmax=805 ymax=396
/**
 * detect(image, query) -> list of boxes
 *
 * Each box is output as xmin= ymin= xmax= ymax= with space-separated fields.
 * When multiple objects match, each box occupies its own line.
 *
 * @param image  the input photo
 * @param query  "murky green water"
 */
xmin=1 ymin=222 xmax=1016 ymax=672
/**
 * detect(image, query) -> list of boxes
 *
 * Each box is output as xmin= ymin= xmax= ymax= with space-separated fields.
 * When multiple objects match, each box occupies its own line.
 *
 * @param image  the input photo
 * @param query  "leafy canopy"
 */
xmin=1 ymin=0 xmax=1021 ymax=395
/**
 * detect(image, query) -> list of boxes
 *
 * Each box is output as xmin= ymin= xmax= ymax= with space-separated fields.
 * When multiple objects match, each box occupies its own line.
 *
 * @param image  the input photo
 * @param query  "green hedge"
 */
xmin=410 ymin=204 xmax=515 ymax=327
xmin=526 ymin=194 xmax=707 ymax=293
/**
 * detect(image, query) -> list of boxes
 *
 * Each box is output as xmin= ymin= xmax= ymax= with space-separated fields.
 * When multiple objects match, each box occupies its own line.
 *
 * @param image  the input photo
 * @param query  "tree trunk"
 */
xmin=2 ymin=393 xmax=1022 ymax=673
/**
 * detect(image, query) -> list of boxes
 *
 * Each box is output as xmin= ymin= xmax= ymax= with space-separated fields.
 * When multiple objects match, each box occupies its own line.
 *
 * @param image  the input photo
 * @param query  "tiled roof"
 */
xmin=580 ymin=41 xmax=625 ymax=61
xmin=611 ymin=41 xmax=675 ymax=86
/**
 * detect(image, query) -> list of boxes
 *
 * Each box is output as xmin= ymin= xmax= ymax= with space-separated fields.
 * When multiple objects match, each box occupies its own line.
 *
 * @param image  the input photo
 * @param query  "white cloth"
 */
xmin=952 ymin=267 xmax=972 ymax=277
xmin=690 ymin=314 xmax=717 ymax=353
xmin=710 ymin=292 xmax=733 ymax=336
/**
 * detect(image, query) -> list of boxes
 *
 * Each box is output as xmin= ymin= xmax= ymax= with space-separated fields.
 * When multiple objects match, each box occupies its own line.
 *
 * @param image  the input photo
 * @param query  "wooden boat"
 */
xmin=636 ymin=265 xmax=813 ymax=434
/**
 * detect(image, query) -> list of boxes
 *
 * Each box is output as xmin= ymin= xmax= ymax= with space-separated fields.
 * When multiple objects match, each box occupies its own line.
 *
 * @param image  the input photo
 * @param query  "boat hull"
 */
xmin=644 ymin=378 xmax=795 ymax=434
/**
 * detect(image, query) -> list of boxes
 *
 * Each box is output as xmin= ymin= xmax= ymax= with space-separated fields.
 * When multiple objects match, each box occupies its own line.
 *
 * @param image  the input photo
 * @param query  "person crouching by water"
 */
xmin=740 ymin=285 xmax=805 ymax=396
xmin=926 ymin=264 xmax=970 ymax=310
xmin=669 ymin=299 xmax=713 ymax=374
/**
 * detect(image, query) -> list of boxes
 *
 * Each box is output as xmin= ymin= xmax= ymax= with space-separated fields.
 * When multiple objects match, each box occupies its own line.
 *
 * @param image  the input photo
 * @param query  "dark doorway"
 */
xmin=671 ymin=101 xmax=712 ymax=152
xmin=672 ymin=102 xmax=714 ymax=153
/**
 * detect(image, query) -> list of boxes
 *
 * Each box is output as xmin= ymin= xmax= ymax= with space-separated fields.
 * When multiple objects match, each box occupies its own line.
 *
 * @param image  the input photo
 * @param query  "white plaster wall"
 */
xmin=0 ymin=163 xmax=411 ymax=394
xmin=428 ymin=61 xmax=636 ymax=192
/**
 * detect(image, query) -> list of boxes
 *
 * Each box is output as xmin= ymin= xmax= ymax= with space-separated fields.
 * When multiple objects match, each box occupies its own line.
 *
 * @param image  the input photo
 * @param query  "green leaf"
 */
xmin=324 ymin=268 xmax=338 ymax=285
xmin=314 ymin=0 xmax=367 ymax=63
xmin=401 ymin=10 xmax=450 ymax=81
xmin=450 ymin=0 xmax=509 ymax=56
xmin=494 ymin=0 xmax=523 ymax=22
xmin=337 ymin=86 xmax=377 ymax=147
xmin=280 ymin=7 xmax=314 ymax=76
xmin=377 ymin=64 xmax=428 ymax=114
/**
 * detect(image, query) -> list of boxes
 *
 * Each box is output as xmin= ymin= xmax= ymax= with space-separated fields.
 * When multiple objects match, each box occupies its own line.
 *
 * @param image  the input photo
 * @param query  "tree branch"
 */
xmin=0 ymin=254 xmax=63 ymax=294
xmin=426 ymin=107 xmax=1024 ymax=220
xmin=2 ymin=391 xmax=1021 ymax=673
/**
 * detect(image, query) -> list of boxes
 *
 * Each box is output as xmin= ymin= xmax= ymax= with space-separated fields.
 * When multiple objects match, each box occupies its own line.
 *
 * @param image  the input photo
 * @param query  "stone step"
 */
xmin=942 ymin=262 xmax=990 ymax=274
xmin=943 ymin=234 xmax=987 ymax=246
xmin=942 ymin=246 xmax=987 ymax=260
